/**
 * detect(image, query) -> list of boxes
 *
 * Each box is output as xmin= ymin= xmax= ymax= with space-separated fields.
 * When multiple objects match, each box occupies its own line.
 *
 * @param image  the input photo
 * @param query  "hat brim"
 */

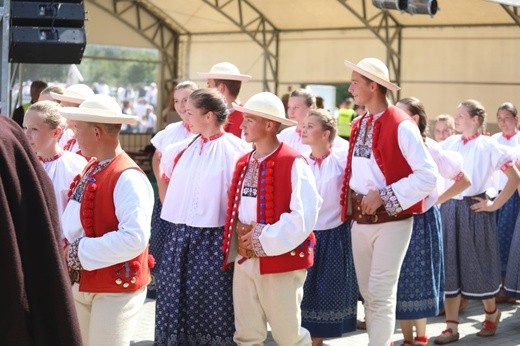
xmin=197 ymin=72 xmax=252 ymax=82
xmin=50 ymin=92 xmax=85 ymax=105
xmin=60 ymin=107 xmax=138 ymax=125
xmin=234 ymin=103 xmax=296 ymax=126
xmin=344 ymin=60 xmax=400 ymax=91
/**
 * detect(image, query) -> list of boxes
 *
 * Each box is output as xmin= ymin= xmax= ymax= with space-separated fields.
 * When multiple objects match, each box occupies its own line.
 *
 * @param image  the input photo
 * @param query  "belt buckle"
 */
xmin=371 ymin=213 xmax=378 ymax=223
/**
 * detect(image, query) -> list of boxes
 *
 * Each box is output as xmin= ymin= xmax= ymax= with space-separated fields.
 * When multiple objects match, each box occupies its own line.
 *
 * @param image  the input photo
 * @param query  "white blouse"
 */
xmin=302 ymin=145 xmax=349 ymax=230
xmin=491 ymin=132 xmax=520 ymax=190
xmin=441 ymin=134 xmax=512 ymax=199
xmin=150 ymin=121 xmax=194 ymax=154
xmin=42 ymin=151 xmax=87 ymax=232
xmin=160 ymin=133 xmax=250 ymax=228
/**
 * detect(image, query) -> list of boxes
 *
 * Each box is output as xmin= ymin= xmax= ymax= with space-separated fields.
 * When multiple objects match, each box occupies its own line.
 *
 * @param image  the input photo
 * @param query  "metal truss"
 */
xmin=87 ymin=0 xmax=183 ymax=89
xmin=336 ymin=0 xmax=403 ymax=100
xmin=202 ymin=0 xmax=280 ymax=93
xmin=500 ymin=4 xmax=520 ymax=27
xmin=0 ymin=0 xmax=10 ymax=115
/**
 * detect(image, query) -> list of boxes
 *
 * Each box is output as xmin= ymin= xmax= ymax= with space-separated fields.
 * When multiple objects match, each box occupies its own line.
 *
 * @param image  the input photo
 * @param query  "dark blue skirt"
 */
xmin=301 ymin=222 xmax=358 ymax=338
xmin=496 ymin=192 xmax=520 ymax=275
xmin=504 ymin=209 xmax=520 ymax=298
xmin=147 ymin=198 xmax=170 ymax=298
xmin=396 ymin=206 xmax=444 ymax=319
xmin=154 ymin=223 xmax=235 ymax=346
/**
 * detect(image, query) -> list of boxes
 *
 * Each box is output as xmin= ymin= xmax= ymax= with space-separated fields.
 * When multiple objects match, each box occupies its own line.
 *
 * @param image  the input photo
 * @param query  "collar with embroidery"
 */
xmin=309 ymin=151 xmax=331 ymax=167
xmin=38 ymin=151 xmax=63 ymax=163
xmin=503 ymin=130 xmax=518 ymax=140
xmin=461 ymin=132 xmax=480 ymax=144
xmin=201 ymin=131 xmax=225 ymax=143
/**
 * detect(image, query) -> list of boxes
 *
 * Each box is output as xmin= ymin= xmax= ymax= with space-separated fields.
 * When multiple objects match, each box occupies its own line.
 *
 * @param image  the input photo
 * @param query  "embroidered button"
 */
xmin=299 ymin=252 xmax=305 ymax=257
xmin=123 ymin=282 xmax=130 ymax=288
xmin=131 ymin=277 xmax=137 ymax=284
xmin=290 ymin=251 xmax=296 ymax=256
xmin=115 ymin=278 xmax=122 ymax=285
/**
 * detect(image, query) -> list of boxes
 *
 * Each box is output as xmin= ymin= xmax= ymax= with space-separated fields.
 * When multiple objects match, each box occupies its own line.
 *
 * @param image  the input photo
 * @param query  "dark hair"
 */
xmin=307 ymin=109 xmax=337 ymax=144
xmin=214 ymin=79 xmax=242 ymax=98
xmin=188 ymin=88 xmax=229 ymax=125
xmin=459 ymin=99 xmax=486 ymax=129
xmin=398 ymin=97 xmax=428 ymax=141
xmin=497 ymin=102 xmax=518 ymax=118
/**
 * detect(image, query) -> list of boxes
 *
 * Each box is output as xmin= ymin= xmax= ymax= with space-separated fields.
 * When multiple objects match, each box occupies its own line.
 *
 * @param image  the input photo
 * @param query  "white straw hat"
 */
xmin=50 ymin=83 xmax=95 ymax=104
xmin=234 ymin=92 xmax=296 ymax=126
xmin=344 ymin=58 xmax=400 ymax=91
xmin=60 ymin=94 xmax=138 ymax=125
xmin=198 ymin=62 xmax=252 ymax=82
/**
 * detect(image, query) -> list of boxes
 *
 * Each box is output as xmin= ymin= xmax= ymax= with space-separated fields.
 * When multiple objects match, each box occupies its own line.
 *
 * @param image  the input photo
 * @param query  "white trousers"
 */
xmin=351 ymin=218 xmax=413 ymax=346
xmin=72 ymin=283 xmax=147 ymax=346
xmin=233 ymin=257 xmax=311 ymax=346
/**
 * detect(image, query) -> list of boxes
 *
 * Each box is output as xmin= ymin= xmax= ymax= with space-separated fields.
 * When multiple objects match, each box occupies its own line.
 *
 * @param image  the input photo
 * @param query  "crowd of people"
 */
xmin=5 ymin=57 xmax=520 ymax=346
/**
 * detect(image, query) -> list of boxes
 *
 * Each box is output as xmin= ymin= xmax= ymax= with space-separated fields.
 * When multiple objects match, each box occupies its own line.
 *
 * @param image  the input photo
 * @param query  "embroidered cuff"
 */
xmin=500 ymin=161 xmax=513 ymax=172
xmin=252 ymin=223 xmax=267 ymax=257
xmin=379 ymin=186 xmax=403 ymax=216
xmin=67 ymin=238 xmax=83 ymax=270
xmin=453 ymin=171 xmax=464 ymax=182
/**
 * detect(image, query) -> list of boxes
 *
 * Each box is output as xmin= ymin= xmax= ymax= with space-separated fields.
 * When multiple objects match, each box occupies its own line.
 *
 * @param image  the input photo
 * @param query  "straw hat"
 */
xmin=233 ymin=92 xmax=296 ymax=126
xmin=198 ymin=62 xmax=252 ymax=82
xmin=60 ymin=94 xmax=138 ymax=125
xmin=343 ymin=58 xmax=400 ymax=91
xmin=50 ymin=83 xmax=95 ymax=104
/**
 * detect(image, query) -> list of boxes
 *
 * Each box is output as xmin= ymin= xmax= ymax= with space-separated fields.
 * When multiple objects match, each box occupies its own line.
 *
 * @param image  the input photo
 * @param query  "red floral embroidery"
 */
xmin=148 ymin=255 xmax=156 ymax=269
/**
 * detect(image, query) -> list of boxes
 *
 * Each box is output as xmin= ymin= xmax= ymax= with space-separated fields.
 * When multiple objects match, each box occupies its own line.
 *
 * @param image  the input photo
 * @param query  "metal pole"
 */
xmin=0 ymin=0 xmax=11 ymax=116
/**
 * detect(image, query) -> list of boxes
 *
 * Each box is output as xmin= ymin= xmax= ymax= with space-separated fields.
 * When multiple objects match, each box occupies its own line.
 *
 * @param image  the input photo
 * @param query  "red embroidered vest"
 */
xmin=225 ymin=109 xmax=243 ymax=138
xmin=222 ymin=143 xmax=315 ymax=274
xmin=340 ymin=105 xmax=425 ymax=221
xmin=72 ymin=153 xmax=153 ymax=293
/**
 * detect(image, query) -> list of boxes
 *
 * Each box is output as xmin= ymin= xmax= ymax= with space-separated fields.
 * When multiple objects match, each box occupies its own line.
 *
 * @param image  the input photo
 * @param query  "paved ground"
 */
xmin=132 ymin=298 xmax=520 ymax=345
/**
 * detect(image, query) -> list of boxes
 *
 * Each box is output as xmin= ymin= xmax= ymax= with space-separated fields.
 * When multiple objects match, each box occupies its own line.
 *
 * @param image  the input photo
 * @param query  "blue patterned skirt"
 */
xmin=301 ymin=222 xmax=358 ymax=337
xmin=154 ymin=223 xmax=235 ymax=346
xmin=396 ymin=206 xmax=444 ymax=319
xmin=441 ymin=197 xmax=501 ymax=299
xmin=504 ymin=211 xmax=520 ymax=298
xmin=496 ymin=192 xmax=520 ymax=275
xmin=148 ymin=198 xmax=170 ymax=298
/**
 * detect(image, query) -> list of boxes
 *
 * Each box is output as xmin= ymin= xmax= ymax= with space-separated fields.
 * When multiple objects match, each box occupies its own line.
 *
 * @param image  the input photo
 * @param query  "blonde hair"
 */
xmin=27 ymin=100 xmax=65 ymax=131
xmin=307 ymin=109 xmax=337 ymax=144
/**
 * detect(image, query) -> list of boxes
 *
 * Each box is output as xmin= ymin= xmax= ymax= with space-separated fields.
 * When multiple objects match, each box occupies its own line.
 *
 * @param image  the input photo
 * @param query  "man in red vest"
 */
xmin=198 ymin=61 xmax=252 ymax=138
xmin=340 ymin=58 xmax=437 ymax=346
xmin=221 ymin=92 xmax=322 ymax=345
xmin=60 ymin=94 xmax=155 ymax=345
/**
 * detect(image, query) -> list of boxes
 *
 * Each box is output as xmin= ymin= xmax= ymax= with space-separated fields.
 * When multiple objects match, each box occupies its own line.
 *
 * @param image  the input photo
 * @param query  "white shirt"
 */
xmin=161 ymin=133 xmax=250 ymax=227
xmin=424 ymin=137 xmax=464 ymax=210
xmin=278 ymin=126 xmax=349 ymax=153
xmin=238 ymin=154 xmax=322 ymax=256
xmin=62 ymin=169 xmax=154 ymax=271
xmin=302 ymin=144 xmax=348 ymax=230
xmin=349 ymin=113 xmax=437 ymax=211
xmin=150 ymin=121 xmax=194 ymax=153
xmin=42 ymin=151 xmax=87 ymax=233
xmin=441 ymin=134 xmax=512 ymax=198
xmin=491 ymin=132 xmax=520 ymax=190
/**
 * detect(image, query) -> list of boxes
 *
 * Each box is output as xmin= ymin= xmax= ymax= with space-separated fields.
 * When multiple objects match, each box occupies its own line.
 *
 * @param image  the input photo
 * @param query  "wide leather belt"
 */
xmin=351 ymin=192 xmax=411 ymax=224
xmin=236 ymin=221 xmax=256 ymax=258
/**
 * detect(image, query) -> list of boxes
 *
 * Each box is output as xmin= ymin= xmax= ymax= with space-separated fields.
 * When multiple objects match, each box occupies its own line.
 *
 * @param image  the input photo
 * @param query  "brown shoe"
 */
xmin=434 ymin=329 xmax=459 ymax=345
xmin=476 ymin=310 xmax=501 ymax=337
xmin=356 ymin=320 xmax=366 ymax=330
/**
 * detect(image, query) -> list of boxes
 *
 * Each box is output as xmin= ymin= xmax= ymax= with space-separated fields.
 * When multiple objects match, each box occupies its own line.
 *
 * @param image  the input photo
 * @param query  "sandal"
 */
xmin=433 ymin=329 xmax=459 ymax=345
xmin=476 ymin=309 xmax=501 ymax=337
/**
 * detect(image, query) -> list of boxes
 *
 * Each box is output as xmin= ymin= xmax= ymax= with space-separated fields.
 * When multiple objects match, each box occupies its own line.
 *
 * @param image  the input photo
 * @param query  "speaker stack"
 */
xmin=9 ymin=0 xmax=86 ymax=64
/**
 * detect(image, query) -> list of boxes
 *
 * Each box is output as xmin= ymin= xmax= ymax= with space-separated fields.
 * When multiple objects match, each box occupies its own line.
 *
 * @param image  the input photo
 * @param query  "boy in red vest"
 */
xmin=221 ymin=92 xmax=322 ymax=345
xmin=198 ymin=62 xmax=252 ymax=138
xmin=60 ymin=94 xmax=155 ymax=346
xmin=340 ymin=58 xmax=437 ymax=346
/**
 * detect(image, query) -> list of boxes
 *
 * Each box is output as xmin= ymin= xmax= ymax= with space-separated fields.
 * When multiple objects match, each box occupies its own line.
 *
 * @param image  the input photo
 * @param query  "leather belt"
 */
xmin=236 ymin=221 xmax=256 ymax=258
xmin=351 ymin=192 xmax=411 ymax=224
xmin=69 ymin=269 xmax=81 ymax=284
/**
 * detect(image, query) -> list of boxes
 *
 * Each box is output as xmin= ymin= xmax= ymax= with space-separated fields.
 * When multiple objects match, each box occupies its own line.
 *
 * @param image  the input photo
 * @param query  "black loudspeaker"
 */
xmin=9 ymin=1 xmax=86 ymax=64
